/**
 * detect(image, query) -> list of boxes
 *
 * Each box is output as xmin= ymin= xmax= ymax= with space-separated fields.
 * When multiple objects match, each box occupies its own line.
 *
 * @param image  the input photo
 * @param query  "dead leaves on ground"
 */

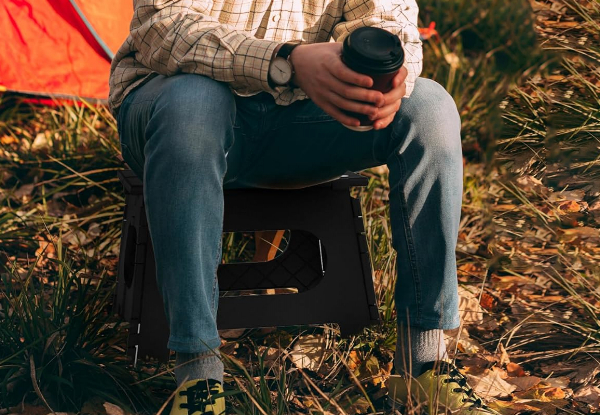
xmin=454 ymin=163 xmax=600 ymax=414
xmin=3 ymin=400 xmax=133 ymax=415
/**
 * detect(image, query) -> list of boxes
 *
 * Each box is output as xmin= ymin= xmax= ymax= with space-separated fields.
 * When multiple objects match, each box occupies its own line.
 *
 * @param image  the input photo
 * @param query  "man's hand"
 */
xmin=371 ymin=66 xmax=408 ymax=130
xmin=290 ymin=43 xmax=385 ymax=127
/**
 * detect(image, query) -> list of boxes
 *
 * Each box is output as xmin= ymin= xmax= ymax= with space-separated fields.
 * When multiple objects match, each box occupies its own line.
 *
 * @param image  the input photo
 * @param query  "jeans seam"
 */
xmin=211 ymin=222 xmax=223 ymax=316
xmin=120 ymin=143 xmax=144 ymax=177
xmin=290 ymin=117 xmax=336 ymax=124
xmin=211 ymin=273 xmax=218 ymax=316
xmin=126 ymin=98 xmax=157 ymax=106
xmin=258 ymin=100 xmax=269 ymax=137
xmin=394 ymin=149 xmax=423 ymax=326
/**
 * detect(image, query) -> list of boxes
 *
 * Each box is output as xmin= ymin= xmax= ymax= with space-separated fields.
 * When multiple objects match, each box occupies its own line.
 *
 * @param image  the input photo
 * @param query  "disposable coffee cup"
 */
xmin=341 ymin=27 xmax=405 ymax=131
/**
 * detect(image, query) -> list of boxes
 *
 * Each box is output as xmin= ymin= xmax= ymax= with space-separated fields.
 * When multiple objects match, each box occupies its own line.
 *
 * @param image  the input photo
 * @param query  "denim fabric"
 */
xmin=116 ymin=74 xmax=463 ymax=353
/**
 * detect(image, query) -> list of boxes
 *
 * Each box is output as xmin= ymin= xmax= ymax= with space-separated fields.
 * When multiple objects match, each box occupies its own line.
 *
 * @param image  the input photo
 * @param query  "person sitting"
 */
xmin=109 ymin=0 xmax=497 ymax=413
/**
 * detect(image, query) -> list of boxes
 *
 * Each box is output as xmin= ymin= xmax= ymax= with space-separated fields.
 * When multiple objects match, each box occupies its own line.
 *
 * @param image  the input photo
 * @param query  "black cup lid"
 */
xmin=342 ymin=27 xmax=404 ymax=74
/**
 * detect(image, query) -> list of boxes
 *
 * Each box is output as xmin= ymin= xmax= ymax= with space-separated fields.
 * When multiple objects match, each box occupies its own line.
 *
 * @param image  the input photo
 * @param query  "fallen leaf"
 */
xmin=549 ymin=189 xmax=586 ymax=202
xmin=362 ymin=355 xmax=379 ymax=377
xmin=491 ymin=399 xmax=568 ymax=415
xmin=8 ymin=404 xmax=48 ymax=415
xmin=479 ymin=292 xmax=496 ymax=311
xmin=31 ymin=132 xmax=49 ymax=152
xmin=541 ymin=20 xmax=581 ymax=28
xmin=103 ymin=402 xmax=125 ymax=415
xmin=543 ymin=376 xmax=571 ymax=389
xmin=20 ymin=138 xmax=31 ymax=151
xmin=516 ymin=175 xmax=545 ymax=193
xmin=35 ymin=236 xmax=56 ymax=259
xmin=515 ymin=386 xmax=566 ymax=401
xmin=540 ymin=361 xmax=578 ymax=376
xmin=289 ymin=334 xmax=326 ymax=372
xmin=460 ymin=356 xmax=492 ymax=372
xmin=524 ymin=295 xmax=566 ymax=302
xmin=87 ymin=222 xmax=102 ymax=239
xmin=560 ymin=227 xmax=600 ymax=240
xmin=493 ymin=275 xmax=535 ymax=287
xmin=466 ymin=367 xmax=516 ymax=398
xmin=61 ymin=229 xmax=89 ymax=247
xmin=458 ymin=262 xmax=481 ymax=275
xmin=445 ymin=327 xmax=482 ymax=355
xmin=573 ymin=385 xmax=600 ymax=410
xmin=347 ymin=350 xmax=361 ymax=372
xmin=219 ymin=328 xmax=246 ymax=339
xmin=571 ymin=361 xmax=600 ymax=385
xmin=492 ymin=204 xmax=519 ymax=212
xmin=488 ymin=400 xmax=541 ymax=415
xmin=344 ymin=396 xmax=370 ymax=415
xmin=458 ymin=285 xmax=485 ymax=325
xmin=372 ymin=361 xmax=394 ymax=386
xmin=545 ymin=74 xmax=568 ymax=82
xmin=506 ymin=362 xmax=525 ymax=377
xmin=257 ymin=346 xmax=284 ymax=366
xmin=505 ymin=375 xmax=542 ymax=391
xmin=14 ymin=183 xmax=34 ymax=202
xmin=557 ymin=200 xmax=582 ymax=213
xmin=542 ymin=387 xmax=567 ymax=400
xmin=0 ymin=135 xmax=18 ymax=145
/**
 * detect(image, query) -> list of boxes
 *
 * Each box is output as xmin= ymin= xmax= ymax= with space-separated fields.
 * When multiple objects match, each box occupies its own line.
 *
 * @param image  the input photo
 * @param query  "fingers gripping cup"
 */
xmin=341 ymin=27 xmax=405 ymax=131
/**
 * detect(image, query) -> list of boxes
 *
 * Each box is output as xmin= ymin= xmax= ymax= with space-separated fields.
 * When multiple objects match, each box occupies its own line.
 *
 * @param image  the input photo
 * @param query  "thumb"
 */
xmin=394 ymin=71 xmax=403 ymax=87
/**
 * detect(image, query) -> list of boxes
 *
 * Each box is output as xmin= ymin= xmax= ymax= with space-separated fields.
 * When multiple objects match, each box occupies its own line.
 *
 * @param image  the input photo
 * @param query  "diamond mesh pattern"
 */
xmin=217 ymin=230 xmax=325 ymax=292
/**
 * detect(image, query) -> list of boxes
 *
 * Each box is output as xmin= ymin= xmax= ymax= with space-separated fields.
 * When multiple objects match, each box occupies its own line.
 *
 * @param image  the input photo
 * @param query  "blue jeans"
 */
xmin=116 ymin=74 xmax=463 ymax=353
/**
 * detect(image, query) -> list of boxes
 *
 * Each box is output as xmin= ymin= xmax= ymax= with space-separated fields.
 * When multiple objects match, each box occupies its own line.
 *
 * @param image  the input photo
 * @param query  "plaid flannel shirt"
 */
xmin=108 ymin=0 xmax=423 ymax=116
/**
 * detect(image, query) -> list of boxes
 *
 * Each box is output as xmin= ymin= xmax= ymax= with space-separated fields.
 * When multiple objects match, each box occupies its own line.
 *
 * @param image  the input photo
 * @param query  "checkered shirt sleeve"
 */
xmin=109 ymin=0 xmax=422 ymax=115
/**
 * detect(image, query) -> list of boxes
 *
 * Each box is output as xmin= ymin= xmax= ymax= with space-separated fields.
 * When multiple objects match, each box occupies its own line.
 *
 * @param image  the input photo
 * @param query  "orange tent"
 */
xmin=0 ymin=0 xmax=132 ymax=102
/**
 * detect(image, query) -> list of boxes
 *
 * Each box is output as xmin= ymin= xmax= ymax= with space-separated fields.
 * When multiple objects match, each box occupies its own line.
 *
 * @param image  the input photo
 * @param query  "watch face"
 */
xmin=269 ymin=56 xmax=292 ymax=85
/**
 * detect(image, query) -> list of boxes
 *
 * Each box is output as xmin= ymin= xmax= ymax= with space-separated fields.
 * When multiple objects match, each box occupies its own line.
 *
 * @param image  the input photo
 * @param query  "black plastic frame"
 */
xmin=113 ymin=169 xmax=380 ymax=363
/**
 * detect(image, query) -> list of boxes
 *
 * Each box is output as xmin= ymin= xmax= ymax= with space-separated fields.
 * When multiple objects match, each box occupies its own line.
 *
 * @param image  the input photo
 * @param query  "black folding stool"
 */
xmin=113 ymin=169 xmax=380 ymax=363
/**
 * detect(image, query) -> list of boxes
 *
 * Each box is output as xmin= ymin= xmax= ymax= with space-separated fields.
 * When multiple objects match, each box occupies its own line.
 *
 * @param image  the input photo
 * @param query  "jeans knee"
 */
xmin=395 ymin=78 xmax=462 ymax=165
xmin=155 ymin=74 xmax=235 ymax=128
xmin=149 ymin=74 xmax=236 ymax=164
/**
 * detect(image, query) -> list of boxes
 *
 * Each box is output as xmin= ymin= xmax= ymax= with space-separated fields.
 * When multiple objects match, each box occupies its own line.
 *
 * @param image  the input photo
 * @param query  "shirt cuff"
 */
xmin=233 ymin=38 xmax=280 ymax=93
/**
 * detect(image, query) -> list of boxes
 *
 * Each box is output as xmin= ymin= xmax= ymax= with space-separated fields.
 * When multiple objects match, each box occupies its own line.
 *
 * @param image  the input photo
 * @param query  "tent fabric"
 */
xmin=0 ymin=0 xmax=132 ymax=101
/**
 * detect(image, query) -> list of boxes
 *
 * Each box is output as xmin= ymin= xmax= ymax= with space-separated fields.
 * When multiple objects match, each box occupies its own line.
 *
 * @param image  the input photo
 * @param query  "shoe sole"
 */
xmin=385 ymin=395 xmax=434 ymax=415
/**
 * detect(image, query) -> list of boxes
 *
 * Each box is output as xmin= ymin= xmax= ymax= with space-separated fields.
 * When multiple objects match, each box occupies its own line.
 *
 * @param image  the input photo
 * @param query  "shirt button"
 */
xmin=271 ymin=14 xmax=280 ymax=22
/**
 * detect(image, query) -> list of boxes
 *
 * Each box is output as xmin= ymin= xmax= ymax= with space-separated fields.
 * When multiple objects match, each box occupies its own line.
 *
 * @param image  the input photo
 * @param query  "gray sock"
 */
xmin=394 ymin=324 xmax=447 ymax=377
xmin=175 ymin=349 xmax=224 ymax=386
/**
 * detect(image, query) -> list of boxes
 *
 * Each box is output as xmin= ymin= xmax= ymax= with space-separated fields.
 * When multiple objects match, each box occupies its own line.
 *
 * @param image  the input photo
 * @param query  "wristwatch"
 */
xmin=268 ymin=42 xmax=301 ymax=88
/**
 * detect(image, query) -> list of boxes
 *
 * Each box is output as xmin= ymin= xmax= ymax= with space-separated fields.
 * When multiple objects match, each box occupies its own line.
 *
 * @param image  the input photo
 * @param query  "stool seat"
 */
xmin=114 ymin=169 xmax=380 ymax=363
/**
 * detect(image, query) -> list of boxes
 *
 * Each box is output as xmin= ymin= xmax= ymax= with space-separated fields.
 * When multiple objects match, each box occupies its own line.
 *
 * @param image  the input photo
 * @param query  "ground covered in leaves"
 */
xmin=1 ymin=0 xmax=599 ymax=414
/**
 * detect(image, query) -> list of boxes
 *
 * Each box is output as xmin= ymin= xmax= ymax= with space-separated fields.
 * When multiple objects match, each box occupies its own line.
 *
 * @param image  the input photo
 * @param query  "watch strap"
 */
xmin=276 ymin=41 xmax=300 ymax=60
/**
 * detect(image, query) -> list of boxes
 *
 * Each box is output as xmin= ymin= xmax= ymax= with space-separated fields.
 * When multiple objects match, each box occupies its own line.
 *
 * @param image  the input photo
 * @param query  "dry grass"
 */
xmin=1 ymin=0 xmax=599 ymax=413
